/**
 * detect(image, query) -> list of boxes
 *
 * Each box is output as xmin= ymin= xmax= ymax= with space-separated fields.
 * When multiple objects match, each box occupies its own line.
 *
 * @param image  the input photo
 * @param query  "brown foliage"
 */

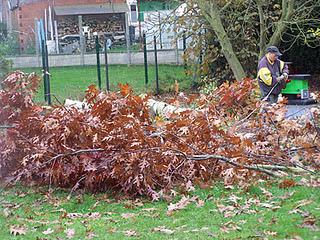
xmin=0 ymin=73 xmax=319 ymax=198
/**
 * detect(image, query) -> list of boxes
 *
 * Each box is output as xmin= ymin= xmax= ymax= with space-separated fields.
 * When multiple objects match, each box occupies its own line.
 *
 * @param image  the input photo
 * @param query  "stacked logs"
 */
xmin=57 ymin=14 xmax=126 ymax=52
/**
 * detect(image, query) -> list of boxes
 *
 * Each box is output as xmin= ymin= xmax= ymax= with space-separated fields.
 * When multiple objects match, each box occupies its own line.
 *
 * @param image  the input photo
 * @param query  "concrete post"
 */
xmin=34 ymin=18 xmax=41 ymax=67
xmin=54 ymin=20 xmax=59 ymax=54
xmin=125 ymin=12 xmax=132 ymax=66
xmin=78 ymin=15 xmax=85 ymax=66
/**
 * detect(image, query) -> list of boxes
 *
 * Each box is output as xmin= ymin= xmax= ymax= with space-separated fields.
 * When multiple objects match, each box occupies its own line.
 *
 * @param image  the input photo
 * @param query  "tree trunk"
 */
xmin=199 ymin=1 xmax=246 ymax=81
xmin=256 ymin=0 xmax=267 ymax=60
xmin=268 ymin=0 xmax=295 ymax=46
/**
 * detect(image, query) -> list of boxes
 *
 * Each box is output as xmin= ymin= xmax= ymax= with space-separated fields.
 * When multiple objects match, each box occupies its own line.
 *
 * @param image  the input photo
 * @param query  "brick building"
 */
xmin=1 ymin=0 xmax=129 ymax=52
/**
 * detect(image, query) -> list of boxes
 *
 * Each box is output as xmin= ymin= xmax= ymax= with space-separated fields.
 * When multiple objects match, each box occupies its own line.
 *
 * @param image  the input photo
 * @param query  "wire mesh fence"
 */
xmin=1 ymin=5 xmax=200 ymax=105
xmin=8 ymin=36 xmax=191 ymax=105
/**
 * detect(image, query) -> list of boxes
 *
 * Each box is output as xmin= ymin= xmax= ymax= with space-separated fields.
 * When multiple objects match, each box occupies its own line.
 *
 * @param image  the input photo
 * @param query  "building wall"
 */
xmin=10 ymin=0 xmax=127 ymax=52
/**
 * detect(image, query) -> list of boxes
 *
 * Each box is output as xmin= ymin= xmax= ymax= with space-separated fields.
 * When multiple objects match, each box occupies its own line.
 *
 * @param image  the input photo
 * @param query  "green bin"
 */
xmin=281 ymin=74 xmax=310 ymax=95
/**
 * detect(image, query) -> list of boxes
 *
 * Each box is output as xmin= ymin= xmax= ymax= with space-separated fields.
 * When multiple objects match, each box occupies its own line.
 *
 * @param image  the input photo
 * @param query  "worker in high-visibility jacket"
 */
xmin=257 ymin=46 xmax=289 ymax=104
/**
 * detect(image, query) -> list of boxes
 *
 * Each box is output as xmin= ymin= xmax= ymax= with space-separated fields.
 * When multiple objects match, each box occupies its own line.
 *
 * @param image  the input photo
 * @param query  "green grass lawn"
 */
xmin=19 ymin=65 xmax=191 ymax=104
xmin=1 ymin=178 xmax=319 ymax=239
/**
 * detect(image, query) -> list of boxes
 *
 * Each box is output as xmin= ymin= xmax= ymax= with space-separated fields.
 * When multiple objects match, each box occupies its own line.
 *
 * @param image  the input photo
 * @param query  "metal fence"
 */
xmin=2 ymin=11 xmax=194 ymax=105
xmin=19 ymin=33 xmax=190 ymax=105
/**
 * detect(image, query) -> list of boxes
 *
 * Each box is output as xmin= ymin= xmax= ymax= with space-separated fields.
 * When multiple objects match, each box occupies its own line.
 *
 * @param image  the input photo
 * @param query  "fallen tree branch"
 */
xmin=247 ymin=153 xmax=318 ymax=175
xmin=188 ymin=154 xmax=277 ymax=177
xmin=0 ymin=125 xmax=15 ymax=129
xmin=68 ymin=175 xmax=86 ymax=199
xmin=253 ymin=164 xmax=308 ymax=173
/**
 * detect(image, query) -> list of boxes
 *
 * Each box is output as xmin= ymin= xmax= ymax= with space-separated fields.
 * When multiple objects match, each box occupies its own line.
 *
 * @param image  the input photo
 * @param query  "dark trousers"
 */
xmin=260 ymin=88 xmax=279 ymax=104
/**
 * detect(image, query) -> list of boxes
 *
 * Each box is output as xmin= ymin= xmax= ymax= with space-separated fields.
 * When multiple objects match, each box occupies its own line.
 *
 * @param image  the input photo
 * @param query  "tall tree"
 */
xmin=177 ymin=0 xmax=320 ymax=81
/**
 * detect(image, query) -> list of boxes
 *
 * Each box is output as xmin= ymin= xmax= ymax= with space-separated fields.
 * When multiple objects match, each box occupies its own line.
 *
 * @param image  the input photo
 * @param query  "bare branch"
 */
xmin=256 ymin=0 xmax=267 ymax=59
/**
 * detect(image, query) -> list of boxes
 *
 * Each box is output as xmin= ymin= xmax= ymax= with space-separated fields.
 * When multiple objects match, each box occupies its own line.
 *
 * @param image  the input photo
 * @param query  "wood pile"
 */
xmin=57 ymin=14 xmax=126 ymax=52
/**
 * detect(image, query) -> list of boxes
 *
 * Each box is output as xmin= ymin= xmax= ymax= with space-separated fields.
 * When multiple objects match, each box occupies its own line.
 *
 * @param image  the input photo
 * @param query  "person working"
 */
xmin=257 ymin=46 xmax=289 ymax=103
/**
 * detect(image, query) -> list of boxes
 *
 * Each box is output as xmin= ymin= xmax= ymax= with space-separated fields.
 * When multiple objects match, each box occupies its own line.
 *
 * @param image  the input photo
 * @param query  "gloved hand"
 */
xmin=276 ymin=75 xmax=285 ymax=83
xmin=283 ymin=73 xmax=288 ymax=80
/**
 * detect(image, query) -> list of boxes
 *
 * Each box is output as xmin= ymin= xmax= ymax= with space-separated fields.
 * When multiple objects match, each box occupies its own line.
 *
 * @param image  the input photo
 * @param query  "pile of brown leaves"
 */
xmin=0 ymin=72 xmax=319 ymax=199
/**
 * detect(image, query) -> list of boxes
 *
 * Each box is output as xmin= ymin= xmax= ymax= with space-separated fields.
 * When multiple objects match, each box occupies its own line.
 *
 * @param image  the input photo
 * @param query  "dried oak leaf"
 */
xmin=42 ymin=228 xmax=54 ymax=235
xmin=167 ymin=196 xmax=197 ymax=215
xmin=152 ymin=226 xmax=175 ymax=235
xmin=299 ymin=216 xmax=319 ymax=231
xmin=65 ymin=228 xmax=75 ymax=239
xmin=124 ymin=230 xmax=138 ymax=237
xmin=121 ymin=213 xmax=136 ymax=219
xmin=279 ymin=179 xmax=296 ymax=189
xmin=10 ymin=225 xmax=27 ymax=236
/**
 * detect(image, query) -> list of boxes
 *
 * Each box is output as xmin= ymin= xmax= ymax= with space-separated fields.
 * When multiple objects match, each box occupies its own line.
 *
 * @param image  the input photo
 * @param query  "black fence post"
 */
xmin=183 ymin=32 xmax=187 ymax=75
xmin=41 ymin=40 xmax=47 ymax=101
xmin=95 ymin=35 xmax=102 ymax=90
xmin=104 ymin=37 xmax=110 ymax=91
xmin=143 ymin=33 xmax=148 ymax=86
xmin=154 ymin=36 xmax=159 ymax=95
xmin=45 ymin=42 xmax=51 ymax=105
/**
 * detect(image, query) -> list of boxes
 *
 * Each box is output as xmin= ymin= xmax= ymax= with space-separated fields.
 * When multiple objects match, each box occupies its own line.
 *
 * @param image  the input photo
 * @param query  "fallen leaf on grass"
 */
xmin=299 ymin=216 xmax=319 ymax=231
xmin=106 ymin=217 xmax=119 ymax=223
xmin=121 ymin=213 xmax=136 ymax=219
xmin=142 ymin=208 xmax=157 ymax=212
xmin=105 ymin=211 xmax=115 ymax=215
xmin=258 ymin=202 xmax=280 ymax=210
xmin=278 ymin=191 xmax=295 ymax=200
xmin=108 ymin=227 xmax=117 ymax=233
xmin=279 ymin=179 xmax=296 ymax=189
xmin=263 ymin=230 xmax=277 ymax=236
xmin=299 ymin=177 xmax=320 ymax=188
xmin=260 ymin=187 xmax=273 ymax=199
xmin=65 ymin=212 xmax=82 ymax=219
xmin=217 ymin=204 xmax=236 ymax=218
xmin=16 ymin=191 xmax=27 ymax=198
xmin=167 ymin=196 xmax=197 ymax=215
xmin=175 ymin=225 xmax=187 ymax=231
xmin=89 ymin=201 xmax=100 ymax=211
xmin=123 ymin=200 xmax=144 ymax=209
xmin=86 ymin=231 xmax=97 ymax=239
xmin=220 ymin=221 xmax=241 ymax=233
xmin=289 ymin=209 xmax=310 ymax=218
xmin=124 ymin=230 xmax=138 ymax=237
xmin=86 ymin=212 xmax=101 ymax=219
xmin=227 ymin=194 xmax=242 ymax=204
xmin=257 ymin=218 xmax=264 ymax=223
xmin=10 ymin=225 xmax=27 ymax=236
xmin=224 ymin=185 xmax=234 ymax=190
xmin=65 ymin=228 xmax=75 ymax=239
xmin=152 ymin=226 xmax=175 ymax=235
xmin=184 ymin=227 xmax=209 ymax=233
xmin=196 ymin=199 xmax=205 ymax=208
xmin=2 ymin=202 xmax=21 ymax=209
xmin=42 ymin=228 xmax=54 ymax=235
xmin=186 ymin=180 xmax=196 ymax=191
xmin=3 ymin=208 xmax=12 ymax=217
xmin=216 ymin=197 xmax=260 ymax=218
xmin=238 ymin=220 xmax=247 ymax=224
xmin=66 ymin=212 xmax=101 ymax=219
xmin=295 ymin=199 xmax=313 ymax=208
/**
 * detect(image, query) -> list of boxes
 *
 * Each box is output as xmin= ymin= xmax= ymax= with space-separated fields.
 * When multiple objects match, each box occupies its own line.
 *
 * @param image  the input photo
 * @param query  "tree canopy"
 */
xmin=175 ymin=0 xmax=320 ymax=82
